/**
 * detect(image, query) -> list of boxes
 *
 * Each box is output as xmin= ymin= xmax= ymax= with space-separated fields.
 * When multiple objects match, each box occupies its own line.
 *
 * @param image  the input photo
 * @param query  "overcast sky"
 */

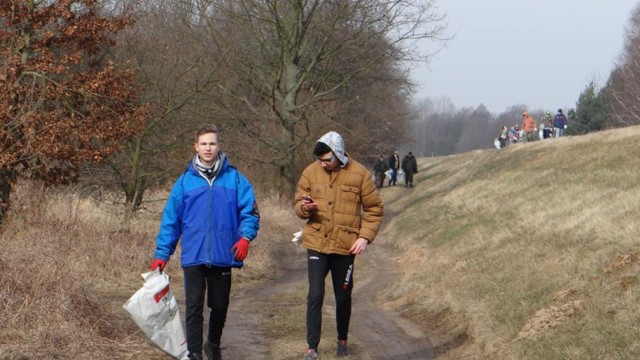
xmin=410 ymin=0 xmax=639 ymax=113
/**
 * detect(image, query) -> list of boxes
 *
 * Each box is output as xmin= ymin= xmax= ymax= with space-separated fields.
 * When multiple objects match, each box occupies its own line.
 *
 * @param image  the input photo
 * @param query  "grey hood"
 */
xmin=317 ymin=131 xmax=349 ymax=166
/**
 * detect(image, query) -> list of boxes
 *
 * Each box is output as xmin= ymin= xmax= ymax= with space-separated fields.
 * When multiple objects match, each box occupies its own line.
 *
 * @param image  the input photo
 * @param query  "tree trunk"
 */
xmin=0 ymin=170 xmax=16 ymax=229
xmin=121 ymin=135 xmax=145 ymax=228
xmin=279 ymin=120 xmax=298 ymax=195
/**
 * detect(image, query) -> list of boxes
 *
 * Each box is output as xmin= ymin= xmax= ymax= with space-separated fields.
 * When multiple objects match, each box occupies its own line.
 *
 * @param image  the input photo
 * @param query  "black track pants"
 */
xmin=183 ymin=265 xmax=232 ymax=356
xmin=306 ymin=249 xmax=355 ymax=350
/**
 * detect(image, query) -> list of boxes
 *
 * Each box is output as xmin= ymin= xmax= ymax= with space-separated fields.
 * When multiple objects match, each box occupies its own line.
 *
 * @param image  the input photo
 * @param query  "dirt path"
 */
xmin=220 ymin=249 xmax=306 ymax=359
xmin=346 ymin=241 xmax=436 ymax=360
xmin=217 ymin=237 xmax=436 ymax=360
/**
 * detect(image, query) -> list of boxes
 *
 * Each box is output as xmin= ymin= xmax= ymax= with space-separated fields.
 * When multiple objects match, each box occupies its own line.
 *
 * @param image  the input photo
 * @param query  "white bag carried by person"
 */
xmin=123 ymin=270 xmax=189 ymax=360
xmin=397 ymin=169 xmax=405 ymax=183
xmin=291 ymin=230 xmax=302 ymax=245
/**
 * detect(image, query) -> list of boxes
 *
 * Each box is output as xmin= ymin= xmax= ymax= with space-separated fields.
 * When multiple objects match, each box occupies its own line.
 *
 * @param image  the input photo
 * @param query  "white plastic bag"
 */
xmin=291 ymin=230 xmax=302 ymax=245
xmin=123 ymin=270 xmax=189 ymax=360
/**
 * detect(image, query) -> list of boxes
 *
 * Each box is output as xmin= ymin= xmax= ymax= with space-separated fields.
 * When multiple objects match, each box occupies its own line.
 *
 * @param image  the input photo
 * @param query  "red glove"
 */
xmin=232 ymin=238 xmax=250 ymax=261
xmin=150 ymin=259 xmax=167 ymax=272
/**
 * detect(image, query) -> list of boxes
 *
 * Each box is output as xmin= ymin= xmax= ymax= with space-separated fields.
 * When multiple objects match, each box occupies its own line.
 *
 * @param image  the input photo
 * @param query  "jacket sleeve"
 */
xmin=294 ymin=168 xmax=313 ymax=219
xmin=359 ymin=169 xmax=384 ymax=243
xmin=154 ymin=176 xmax=185 ymax=261
xmin=236 ymin=172 xmax=260 ymax=241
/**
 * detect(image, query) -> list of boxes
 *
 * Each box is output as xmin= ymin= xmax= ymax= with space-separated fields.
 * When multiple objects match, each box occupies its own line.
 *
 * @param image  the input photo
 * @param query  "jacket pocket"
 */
xmin=336 ymin=224 xmax=359 ymax=250
xmin=305 ymin=221 xmax=324 ymax=237
xmin=340 ymin=185 xmax=359 ymax=200
xmin=339 ymin=185 xmax=360 ymax=216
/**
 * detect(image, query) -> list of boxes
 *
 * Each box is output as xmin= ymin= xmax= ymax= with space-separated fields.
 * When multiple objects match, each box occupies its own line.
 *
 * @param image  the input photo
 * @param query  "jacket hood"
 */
xmin=316 ymin=131 xmax=349 ymax=166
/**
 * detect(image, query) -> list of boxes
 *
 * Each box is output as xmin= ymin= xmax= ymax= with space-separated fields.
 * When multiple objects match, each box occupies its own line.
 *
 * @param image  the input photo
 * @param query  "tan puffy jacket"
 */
xmin=294 ymin=157 xmax=384 ymax=255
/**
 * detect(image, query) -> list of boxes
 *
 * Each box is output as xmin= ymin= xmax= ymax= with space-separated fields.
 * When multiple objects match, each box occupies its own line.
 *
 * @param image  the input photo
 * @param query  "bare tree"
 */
xmin=454 ymin=104 xmax=492 ymax=153
xmin=82 ymin=0 xmax=225 ymax=220
xmin=496 ymin=104 xmax=528 ymax=129
xmin=189 ymin=0 xmax=447 ymax=193
xmin=408 ymin=96 xmax=462 ymax=156
xmin=408 ymin=100 xmax=556 ymax=156
xmin=610 ymin=4 xmax=640 ymax=126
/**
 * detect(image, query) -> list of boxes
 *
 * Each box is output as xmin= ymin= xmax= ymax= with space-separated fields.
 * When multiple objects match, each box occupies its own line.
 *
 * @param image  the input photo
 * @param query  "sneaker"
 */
xmin=303 ymin=348 xmax=318 ymax=360
xmin=204 ymin=341 xmax=222 ymax=360
xmin=337 ymin=340 xmax=350 ymax=357
xmin=188 ymin=353 xmax=204 ymax=360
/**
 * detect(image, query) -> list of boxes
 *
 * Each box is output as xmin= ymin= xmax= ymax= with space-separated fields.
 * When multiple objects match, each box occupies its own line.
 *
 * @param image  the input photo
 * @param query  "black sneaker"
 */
xmin=204 ymin=341 xmax=222 ymax=360
xmin=303 ymin=348 xmax=318 ymax=360
xmin=337 ymin=340 xmax=350 ymax=357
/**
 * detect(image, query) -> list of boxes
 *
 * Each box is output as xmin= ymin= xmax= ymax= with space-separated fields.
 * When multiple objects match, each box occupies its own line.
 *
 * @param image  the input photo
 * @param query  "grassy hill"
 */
xmin=378 ymin=125 xmax=640 ymax=359
xmin=2 ymin=125 xmax=640 ymax=359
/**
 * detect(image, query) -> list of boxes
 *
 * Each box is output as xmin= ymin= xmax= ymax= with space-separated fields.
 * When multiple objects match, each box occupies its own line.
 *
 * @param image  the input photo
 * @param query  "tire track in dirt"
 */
xmin=219 ymin=250 xmax=306 ymax=359
xmin=217 ymin=235 xmax=436 ymax=360
xmin=348 ymin=239 xmax=436 ymax=360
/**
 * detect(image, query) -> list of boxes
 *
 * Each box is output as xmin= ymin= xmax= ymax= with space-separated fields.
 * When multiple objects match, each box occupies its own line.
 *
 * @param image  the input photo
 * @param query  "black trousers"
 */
xmin=306 ymin=249 xmax=355 ymax=350
xmin=405 ymin=171 xmax=414 ymax=186
xmin=374 ymin=172 xmax=385 ymax=188
xmin=183 ymin=265 xmax=232 ymax=356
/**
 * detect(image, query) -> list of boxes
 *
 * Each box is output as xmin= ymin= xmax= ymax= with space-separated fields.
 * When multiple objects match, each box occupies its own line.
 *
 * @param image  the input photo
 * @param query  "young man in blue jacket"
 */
xmin=150 ymin=124 xmax=260 ymax=360
xmin=554 ymin=108 xmax=568 ymax=138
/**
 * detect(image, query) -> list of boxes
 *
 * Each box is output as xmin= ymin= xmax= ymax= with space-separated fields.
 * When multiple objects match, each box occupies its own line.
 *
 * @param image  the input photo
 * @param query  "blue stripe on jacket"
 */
xmin=154 ymin=154 xmax=260 ymax=268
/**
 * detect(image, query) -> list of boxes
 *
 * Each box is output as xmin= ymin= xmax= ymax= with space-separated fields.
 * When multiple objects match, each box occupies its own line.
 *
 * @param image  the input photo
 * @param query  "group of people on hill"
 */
xmin=497 ymin=108 xmax=568 ymax=148
xmin=372 ymin=150 xmax=418 ymax=188
xmin=149 ymin=127 xmax=384 ymax=360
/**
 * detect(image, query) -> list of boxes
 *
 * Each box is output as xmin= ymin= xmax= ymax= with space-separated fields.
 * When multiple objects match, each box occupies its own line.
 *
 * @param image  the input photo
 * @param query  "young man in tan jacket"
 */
xmin=294 ymin=131 xmax=384 ymax=359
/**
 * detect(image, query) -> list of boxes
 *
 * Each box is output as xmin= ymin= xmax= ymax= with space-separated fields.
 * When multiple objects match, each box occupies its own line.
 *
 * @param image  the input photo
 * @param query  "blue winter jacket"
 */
xmin=154 ymin=153 xmax=260 ymax=268
xmin=554 ymin=113 xmax=567 ymax=128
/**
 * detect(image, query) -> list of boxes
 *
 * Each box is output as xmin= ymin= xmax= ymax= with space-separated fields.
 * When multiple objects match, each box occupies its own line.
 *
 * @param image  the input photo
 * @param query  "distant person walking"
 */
xmin=498 ymin=125 xmax=508 ymax=148
xmin=372 ymin=155 xmax=388 ymax=189
xmin=401 ymin=151 xmax=418 ymax=187
xmin=554 ymin=108 xmax=567 ymax=138
xmin=508 ymin=125 xmax=520 ymax=144
xmin=387 ymin=151 xmax=400 ymax=186
xmin=294 ymin=131 xmax=384 ymax=360
xmin=521 ymin=111 xmax=537 ymax=142
xmin=150 ymin=124 xmax=260 ymax=360
xmin=540 ymin=110 xmax=553 ymax=139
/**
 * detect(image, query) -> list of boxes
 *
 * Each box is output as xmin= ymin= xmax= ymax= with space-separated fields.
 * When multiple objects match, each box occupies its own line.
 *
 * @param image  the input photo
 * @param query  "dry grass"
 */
xmin=379 ymin=125 xmax=640 ymax=359
xmin=0 ymin=184 xmax=297 ymax=359
xmin=4 ymin=125 xmax=640 ymax=359
xmin=0 ymin=183 xmax=160 ymax=359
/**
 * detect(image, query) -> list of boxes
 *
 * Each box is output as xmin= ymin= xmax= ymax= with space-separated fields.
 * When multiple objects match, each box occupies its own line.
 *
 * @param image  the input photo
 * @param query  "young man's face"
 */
xmin=194 ymin=132 xmax=219 ymax=167
xmin=316 ymin=151 xmax=339 ymax=171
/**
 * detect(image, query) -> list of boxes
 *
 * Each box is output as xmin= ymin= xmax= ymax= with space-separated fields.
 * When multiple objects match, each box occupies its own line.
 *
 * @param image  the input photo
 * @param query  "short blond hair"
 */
xmin=195 ymin=124 xmax=218 ymax=142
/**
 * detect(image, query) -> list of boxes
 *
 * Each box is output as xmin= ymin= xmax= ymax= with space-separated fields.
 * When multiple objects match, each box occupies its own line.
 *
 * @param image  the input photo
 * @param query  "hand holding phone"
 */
xmin=302 ymin=195 xmax=318 ymax=212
